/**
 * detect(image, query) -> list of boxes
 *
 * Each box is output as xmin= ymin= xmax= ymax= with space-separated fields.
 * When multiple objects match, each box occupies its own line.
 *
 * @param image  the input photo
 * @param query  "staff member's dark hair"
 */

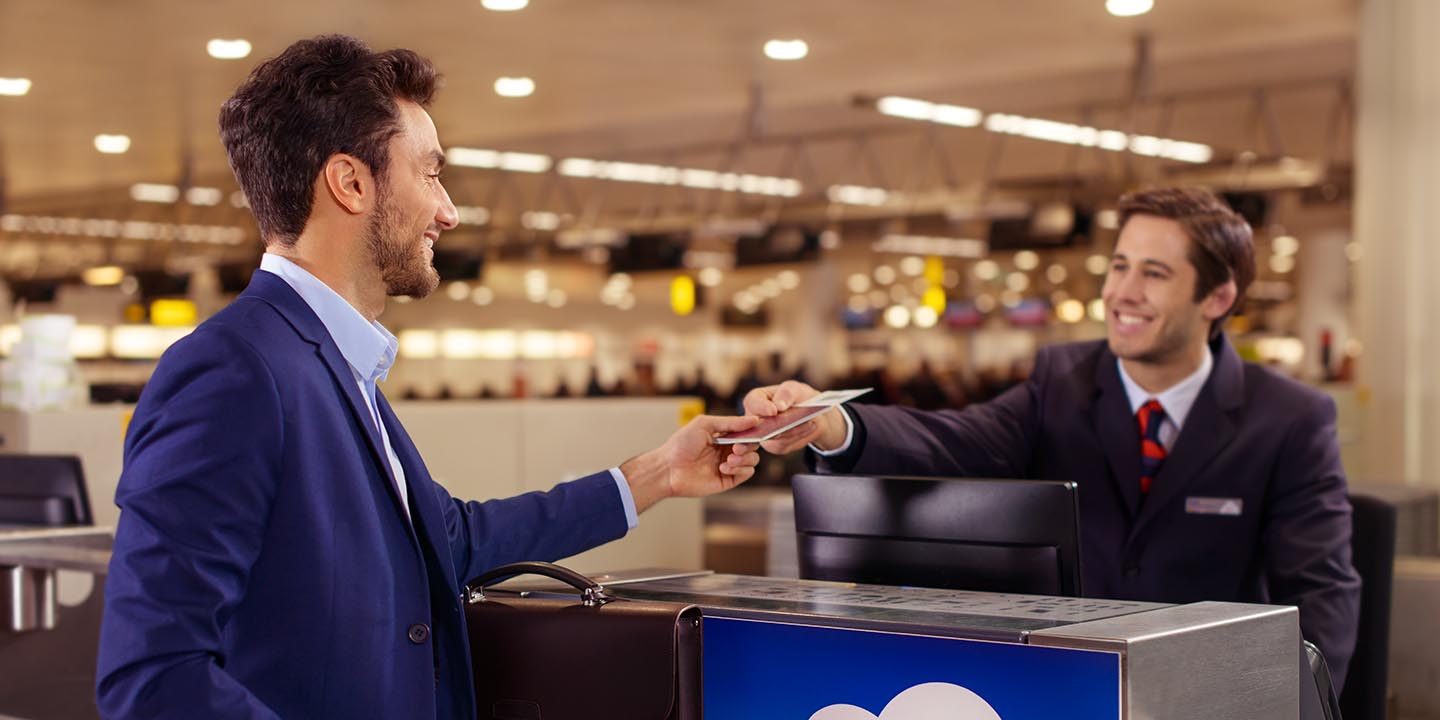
xmin=1117 ymin=187 xmax=1256 ymax=338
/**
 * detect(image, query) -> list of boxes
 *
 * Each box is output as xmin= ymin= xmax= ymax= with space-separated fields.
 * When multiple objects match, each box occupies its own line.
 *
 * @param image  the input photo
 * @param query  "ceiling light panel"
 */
xmin=207 ymin=39 xmax=252 ymax=59
xmin=94 ymin=134 xmax=131 ymax=154
xmin=0 ymin=77 xmax=32 ymax=96
xmin=764 ymin=39 xmax=808 ymax=61
xmin=494 ymin=76 xmax=535 ymax=97
xmin=481 ymin=0 xmax=529 ymax=10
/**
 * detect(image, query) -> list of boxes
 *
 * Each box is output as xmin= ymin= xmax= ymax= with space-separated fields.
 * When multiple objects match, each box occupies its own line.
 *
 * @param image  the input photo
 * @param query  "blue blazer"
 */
xmin=816 ymin=336 xmax=1361 ymax=688
xmin=97 ymin=272 xmax=628 ymax=719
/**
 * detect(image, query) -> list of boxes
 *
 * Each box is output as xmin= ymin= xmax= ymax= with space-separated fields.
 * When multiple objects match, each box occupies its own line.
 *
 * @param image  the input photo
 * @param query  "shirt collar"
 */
xmin=1115 ymin=347 xmax=1214 ymax=431
xmin=258 ymin=253 xmax=397 ymax=383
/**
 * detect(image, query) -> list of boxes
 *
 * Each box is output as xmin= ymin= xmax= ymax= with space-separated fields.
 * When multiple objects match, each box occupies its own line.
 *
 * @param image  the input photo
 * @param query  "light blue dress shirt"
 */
xmin=257 ymin=253 xmax=638 ymax=528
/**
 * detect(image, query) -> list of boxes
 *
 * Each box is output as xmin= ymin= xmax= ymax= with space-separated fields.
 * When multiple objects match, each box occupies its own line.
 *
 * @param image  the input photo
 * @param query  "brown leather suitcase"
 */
xmin=464 ymin=562 xmax=702 ymax=720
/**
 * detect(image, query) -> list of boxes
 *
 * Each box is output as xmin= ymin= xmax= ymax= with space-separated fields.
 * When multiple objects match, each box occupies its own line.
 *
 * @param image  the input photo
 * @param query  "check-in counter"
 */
xmin=4 ymin=526 xmax=1308 ymax=720
xmin=604 ymin=573 xmax=1302 ymax=720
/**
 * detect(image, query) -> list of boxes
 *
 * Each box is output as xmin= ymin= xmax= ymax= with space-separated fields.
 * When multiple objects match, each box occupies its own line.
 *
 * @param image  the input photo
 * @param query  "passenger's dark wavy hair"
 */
xmin=219 ymin=35 xmax=439 ymax=246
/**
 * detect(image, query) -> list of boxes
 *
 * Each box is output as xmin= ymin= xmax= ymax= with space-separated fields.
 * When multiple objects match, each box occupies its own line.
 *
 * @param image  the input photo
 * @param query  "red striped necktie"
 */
xmin=1136 ymin=400 xmax=1168 ymax=495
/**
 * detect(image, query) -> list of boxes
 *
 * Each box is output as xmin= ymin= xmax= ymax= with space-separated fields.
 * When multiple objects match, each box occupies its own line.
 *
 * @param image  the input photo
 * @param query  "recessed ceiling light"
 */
xmin=481 ymin=0 xmax=529 ymax=10
xmin=764 ymin=39 xmax=808 ymax=61
xmin=131 ymin=183 xmax=180 ymax=203
xmin=207 ymin=39 xmax=252 ymax=60
xmin=0 ymin=77 xmax=32 ymax=96
xmin=494 ymin=76 xmax=535 ymax=98
xmin=94 ymin=134 xmax=132 ymax=154
xmin=1106 ymin=0 xmax=1154 ymax=17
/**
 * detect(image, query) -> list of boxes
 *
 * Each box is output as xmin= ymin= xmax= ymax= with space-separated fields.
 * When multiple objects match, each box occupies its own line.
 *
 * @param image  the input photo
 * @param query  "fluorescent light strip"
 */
xmin=130 ymin=183 xmax=228 ymax=206
xmin=456 ymin=206 xmax=490 ymax=226
xmin=986 ymin=112 xmax=1213 ymax=163
xmin=521 ymin=210 xmax=560 ymax=231
xmin=445 ymin=147 xmax=552 ymax=173
xmin=111 ymin=325 xmax=193 ymax=360
xmin=0 ymin=324 xmax=109 ymax=359
xmin=0 ymin=213 xmax=246 ymax=244
xmin=877 ymin=96 xmax=983 ymax=128
xmin=873 ymin=234 xmax=987 ymax=259
xmin=558 ymin=158 xmax=802 ymax=197
xmin=131 ymin=183 xmax=180 ymax=203
xmin=878 ymin=95 xmax=1213 ymax=164
xmin=0 ymin=77 xmax=31 ymax=96
xmin=827 ymin=184 xmax=891 ymax=206
xmin=185 ymin=187 xmax=223 ymax=206
xmin=445 ymin=148 xmax=803 ymax=197
xmin=400 ymin=329 xmax=593 ymax=360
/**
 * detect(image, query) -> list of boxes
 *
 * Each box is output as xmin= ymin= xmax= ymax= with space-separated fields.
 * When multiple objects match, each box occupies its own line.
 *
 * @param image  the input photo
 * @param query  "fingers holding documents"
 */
xmin=743 ymin=380 xmax=820 ymax=415
xmin=622 ymin=414 xmax=763 ymax=512
xmin=743 ymin=381 xmax=848 ymax=454
xmin=669 ymin=414 xmax=763 ymax=497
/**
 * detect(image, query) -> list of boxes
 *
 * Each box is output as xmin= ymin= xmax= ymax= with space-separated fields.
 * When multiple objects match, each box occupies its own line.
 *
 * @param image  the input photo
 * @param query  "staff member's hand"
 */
xmin=622 ymin=415 xmax=762 ymax=513
xmin=742 ymin=381 xmax=848 ymax=455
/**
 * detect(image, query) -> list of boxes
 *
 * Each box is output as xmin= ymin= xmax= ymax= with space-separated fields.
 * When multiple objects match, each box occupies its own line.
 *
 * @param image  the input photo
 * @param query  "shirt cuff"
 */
xmin=608 ymin=467 xmax=640 ymax=530
xmin=810 ymin=407 xmax=855 ymax=456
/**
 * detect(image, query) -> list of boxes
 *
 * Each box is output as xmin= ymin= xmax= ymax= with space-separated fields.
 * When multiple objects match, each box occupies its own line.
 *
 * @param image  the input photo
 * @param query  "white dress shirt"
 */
xmin=1115 ymin=350 xmax=1214 ymax=451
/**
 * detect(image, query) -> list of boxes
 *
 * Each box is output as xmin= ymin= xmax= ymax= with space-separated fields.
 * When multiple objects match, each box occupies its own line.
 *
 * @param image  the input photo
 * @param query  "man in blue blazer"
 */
xmin=746 ymin=187 xmax=1361 ymax=688
xmin=96 ymin=36 xmax=761 ymax=719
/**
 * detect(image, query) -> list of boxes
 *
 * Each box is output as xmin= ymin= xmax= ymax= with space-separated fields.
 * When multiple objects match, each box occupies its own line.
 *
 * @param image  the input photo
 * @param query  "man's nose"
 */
xmin=436 ymin=185 xmax=459 ymax=230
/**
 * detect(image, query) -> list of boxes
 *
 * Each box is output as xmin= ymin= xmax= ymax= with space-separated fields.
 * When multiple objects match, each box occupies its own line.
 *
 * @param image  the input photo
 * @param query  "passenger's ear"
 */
xmin=321 ymin=153 xmax=374 ymax=215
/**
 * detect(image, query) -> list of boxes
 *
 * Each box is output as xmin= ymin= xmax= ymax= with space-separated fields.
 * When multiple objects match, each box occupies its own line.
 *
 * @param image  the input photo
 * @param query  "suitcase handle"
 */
xmin=466 ymin=561 xmax=614 ymax=607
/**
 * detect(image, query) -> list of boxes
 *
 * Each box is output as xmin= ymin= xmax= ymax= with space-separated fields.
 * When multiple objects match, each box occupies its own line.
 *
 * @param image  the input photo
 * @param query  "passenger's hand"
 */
xmin=742 ymin=381 xmax=848 ymax=455
xmin=621 ymin=415 xmax=762 ymax=513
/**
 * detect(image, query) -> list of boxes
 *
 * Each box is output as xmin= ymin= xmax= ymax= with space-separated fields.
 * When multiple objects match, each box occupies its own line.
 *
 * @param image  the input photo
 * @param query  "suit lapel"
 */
xmin=240 ymin=271 xmax=413 ymax=526
xmin=375 ymin=392 xmax=458 ymax=589
xmin=1131 ymin=336 xmax=1245 ymax=538
xmin=313 ymin=341 xmax=413 ymax=524
xmin=1090 ymin=352 xmax=1144 ymax=521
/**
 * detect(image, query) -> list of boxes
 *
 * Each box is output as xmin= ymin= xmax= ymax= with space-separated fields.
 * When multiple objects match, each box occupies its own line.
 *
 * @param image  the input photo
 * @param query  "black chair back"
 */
xmin=0 ymin=454 xmax=92 ymax=526
xmin=1340 ymin=493 xmax=1397 ymax=720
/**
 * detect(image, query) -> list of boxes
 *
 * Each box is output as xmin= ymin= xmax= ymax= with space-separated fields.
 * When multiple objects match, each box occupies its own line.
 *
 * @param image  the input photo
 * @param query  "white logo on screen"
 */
xmin=809 ymin=682 xmax=1004 ymax=720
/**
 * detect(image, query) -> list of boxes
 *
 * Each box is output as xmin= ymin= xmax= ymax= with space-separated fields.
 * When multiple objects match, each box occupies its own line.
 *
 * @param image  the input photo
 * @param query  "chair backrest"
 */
xmin=1339 ymin=493 xmax=1397 ymax=720
xmin=0 ymin=454 xmax=92 ymax=527
xmin=792 ymin=474 xmax=1083 ymax=597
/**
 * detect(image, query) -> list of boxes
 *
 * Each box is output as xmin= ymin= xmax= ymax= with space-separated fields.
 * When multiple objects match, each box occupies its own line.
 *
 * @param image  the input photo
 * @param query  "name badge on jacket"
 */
xmin=1185 ymin=496 xmax=1244 ymax=516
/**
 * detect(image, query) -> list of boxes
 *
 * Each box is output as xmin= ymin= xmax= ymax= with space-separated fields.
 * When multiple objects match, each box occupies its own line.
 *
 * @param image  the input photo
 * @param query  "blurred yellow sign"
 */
xmin=150 ymin=299 xmax=197 ymax=327
xmin=922 ymin=286 xmax=947 ymax=314
xmin=924 ymin=256 xmax=945 ymax=285
xmin=670 ymin=276 xmax=696 ymax=316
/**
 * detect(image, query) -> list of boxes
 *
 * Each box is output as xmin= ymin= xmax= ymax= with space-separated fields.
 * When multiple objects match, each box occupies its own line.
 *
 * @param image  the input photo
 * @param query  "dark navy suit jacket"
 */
xmin=97 ymin=272 xmax=628 ymax=719
xmin=816 ymin=336 xmax=1361 ymax=686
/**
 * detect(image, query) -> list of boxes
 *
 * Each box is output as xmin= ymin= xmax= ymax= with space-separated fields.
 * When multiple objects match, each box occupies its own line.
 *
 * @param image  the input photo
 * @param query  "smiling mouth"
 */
xmin=1112 ymin=311 xmax=1154 ymax=331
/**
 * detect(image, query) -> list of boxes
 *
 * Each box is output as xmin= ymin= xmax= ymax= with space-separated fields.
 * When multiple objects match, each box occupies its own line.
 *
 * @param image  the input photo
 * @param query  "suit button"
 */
xmin=1123 ymin=564 xmax=1141 ymax=577
xmin=408 ymin=623 xmax=430 ymax=644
